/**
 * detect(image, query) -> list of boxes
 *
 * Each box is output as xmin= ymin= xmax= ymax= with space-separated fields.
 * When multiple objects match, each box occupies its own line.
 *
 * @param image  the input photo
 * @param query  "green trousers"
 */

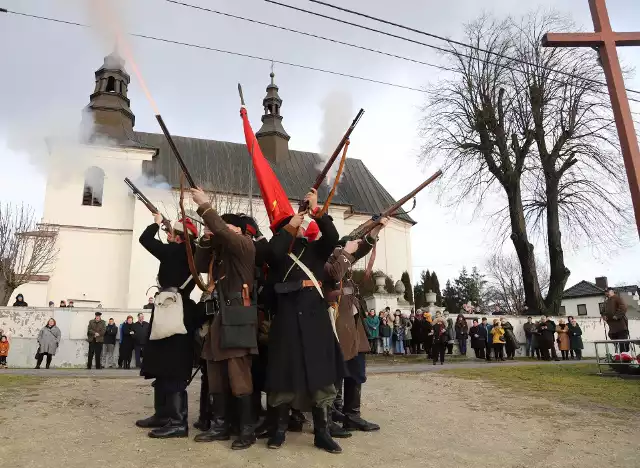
xmin=268 ymin=385 xmax=337 ymax=409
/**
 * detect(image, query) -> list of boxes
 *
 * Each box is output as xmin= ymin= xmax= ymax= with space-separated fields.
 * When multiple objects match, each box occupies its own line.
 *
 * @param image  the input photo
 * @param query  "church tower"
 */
xmin=84 ymin=49 xmax=136 ymax=141
xmin=256 ymin=72 xmax=290 ymax=163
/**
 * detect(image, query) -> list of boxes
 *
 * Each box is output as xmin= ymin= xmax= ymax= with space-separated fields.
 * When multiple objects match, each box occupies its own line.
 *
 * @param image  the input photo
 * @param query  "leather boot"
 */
xmin=288 ymin=408 xmax=306 ymax=432
xmin=311 ymin=406 xmax=342 ymax=454
xmin=194 ymin=393 xmax=230 ymax=442
xmin=255 ymin=405 xmax=275 ymax=439
xmin=267 ymin=404 xmax=290 ymax=449
xmin=193 ymin=379 xmax=211 ymax=431
xmin=231 ymin=395 xmax=256 ymax=450
xmin=343 ymin=380 xmax=379 ymax=432
xmin=136 ymin=383 xmax=169 ymax=428
xmin=148 ymin=391 xmax=188 ymax=438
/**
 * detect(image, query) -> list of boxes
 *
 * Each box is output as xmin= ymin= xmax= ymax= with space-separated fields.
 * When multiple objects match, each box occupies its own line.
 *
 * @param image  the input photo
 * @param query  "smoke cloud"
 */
xmin=317 ymin=91 xmax=354 ymax=188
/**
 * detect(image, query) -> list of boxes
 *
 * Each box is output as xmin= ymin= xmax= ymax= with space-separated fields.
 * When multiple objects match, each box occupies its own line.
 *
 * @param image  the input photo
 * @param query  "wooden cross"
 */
xmin=543 ymin=0 xmax=640 ymax=237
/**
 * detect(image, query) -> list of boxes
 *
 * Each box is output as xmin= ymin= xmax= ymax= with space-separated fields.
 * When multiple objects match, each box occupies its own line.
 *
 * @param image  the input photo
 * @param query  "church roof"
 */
xmin=133 ymin=132 xmax=415 ymax=224
xmin=562 ymin=280 xmax=605 ymax=299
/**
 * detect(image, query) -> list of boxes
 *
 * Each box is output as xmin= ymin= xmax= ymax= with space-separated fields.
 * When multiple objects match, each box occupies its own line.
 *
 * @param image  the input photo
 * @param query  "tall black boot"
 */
xmin=232 ymin=395 xmax=256 ymax=450
xmin=136 ymin=383 xmax=169 ymax=428
xmin=255 ymin=404 xmax=276 ymax=439
xmin=148 ymin=391 xmax=188 ymax=439
xmin=288 ymin=408 xmax=306 ymax=432
xmin=267 ymin=404 xmax=290 ymax=449
xmin=343 ymin=380 xmax=380 ymax=431
xmin=312 ymin=406 xmax=342 ymax=454
xmin=35 ymin=355 xmax=43 ymax=369
xmin=194 ymin=393 xmax=230 ymax=442
xmin=193 ymin=378 xmax=211 ymax=431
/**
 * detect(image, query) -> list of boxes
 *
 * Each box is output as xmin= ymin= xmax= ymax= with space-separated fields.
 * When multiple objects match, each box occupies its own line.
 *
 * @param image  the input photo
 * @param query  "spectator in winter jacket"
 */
xmin=469 ymin=319 xmax=487 ymax=359
xmin=536 ymin=316 xmax=556 ymax=361
xmin=393 ymin=316 xmax=405 ymax=355
xmin=523 ymin=317 xmax=536 ymax=358
xmin=35 ymin=319 xmax=61 ymax=369
xmin=143 ymin=297 xmax=155 ymax=311
xmin=567 ymin=316 xmax=584 ymax=360
xmin=0 ymin=336 xmax=9 ymax=367
xmin=556 ymin=319 xmax=570 ymax=360
xmin=482 ymin=317 xmax=493 ymax=361
xmin=454 ymin=314 xmax=469 ymax=356
xmin=604 ymin=288 xmax=629 ymax=352
xmin=103 ymin=318 xmax=118 ymax=368
xmin=403 ymin=315 xmax=412 ymax=354
xmin=13 ymin=294 xmax=28 ymax=307
xmin=411 ymin=313 xmax=424 ymax=354
xmin=500 ymin=318 xmax=519 ymax=360
xmin=445 ymin=316 xmax=455 ymax=354
xmin=491 ymin=320 xmax=506 ymax=361
xmin=364 ymin=310 xmax=380 ymax=353
xmin=379 ymin=316 xmax=392 ymax=355
xmin=431 ymin=317 xmax=448 ymax=365
xmin=120 ymin=316 xmax=135 ymax=369
xmin=132 ymin=313 xmax=150 ymax=368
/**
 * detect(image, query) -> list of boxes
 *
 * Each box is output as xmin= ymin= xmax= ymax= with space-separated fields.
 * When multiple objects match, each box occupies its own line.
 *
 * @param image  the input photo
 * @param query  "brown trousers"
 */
xmin=207 ymin=356 xmax=253 ymax=397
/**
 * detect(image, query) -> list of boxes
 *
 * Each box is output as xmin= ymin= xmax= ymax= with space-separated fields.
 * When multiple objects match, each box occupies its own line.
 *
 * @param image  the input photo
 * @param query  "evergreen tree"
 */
xmin=421 ymin=270 xmax=432 ymax=294
xmin=401 ymin=271 xmax=413 ymax=304
xmin=414 ymin=284 xmax=425 ymax=309
xmin=442 ymin=279 xmax=461 ymax=313
xmin=431 ymin=271 xmax=442 ymax=305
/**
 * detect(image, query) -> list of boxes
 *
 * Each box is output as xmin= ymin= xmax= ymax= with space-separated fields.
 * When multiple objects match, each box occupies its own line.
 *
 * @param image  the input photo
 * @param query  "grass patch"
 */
xmin=0 ymin=375 xmax=42 ymax=390
xmin=440 ymin=364 xmax=640 ymax=411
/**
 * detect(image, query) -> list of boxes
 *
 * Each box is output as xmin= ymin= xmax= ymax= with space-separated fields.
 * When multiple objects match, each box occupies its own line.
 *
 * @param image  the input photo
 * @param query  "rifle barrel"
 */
xmin=155 ymin=114 xmax=197 ymax=188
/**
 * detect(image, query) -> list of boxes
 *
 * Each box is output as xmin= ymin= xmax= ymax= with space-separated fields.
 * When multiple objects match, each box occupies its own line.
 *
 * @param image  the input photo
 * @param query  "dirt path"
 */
xmin=0 ymin=373 xmax=637 ymax=468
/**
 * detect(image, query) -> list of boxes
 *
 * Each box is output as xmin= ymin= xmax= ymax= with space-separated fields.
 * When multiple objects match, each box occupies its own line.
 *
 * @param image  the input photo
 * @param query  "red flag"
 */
xmin=240 ymin=107 xmax=294 ymax=232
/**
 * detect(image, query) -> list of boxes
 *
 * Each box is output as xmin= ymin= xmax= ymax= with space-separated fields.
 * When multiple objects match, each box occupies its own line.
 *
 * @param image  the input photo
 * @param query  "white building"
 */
xmin=14 ymin=51 xmax=415 ymax=308
xmin=561 ymin=276 xmax=640 ymax=318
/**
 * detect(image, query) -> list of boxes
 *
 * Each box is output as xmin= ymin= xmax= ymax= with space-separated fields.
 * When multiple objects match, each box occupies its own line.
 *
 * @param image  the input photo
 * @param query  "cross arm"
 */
xmin=542 ymin=32 xmax=603 ymax=48
xmin=614 ymin=32 xmax=640 ymax=47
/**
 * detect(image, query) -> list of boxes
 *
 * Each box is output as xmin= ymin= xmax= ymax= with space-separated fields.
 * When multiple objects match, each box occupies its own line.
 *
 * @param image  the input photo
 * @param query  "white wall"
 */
xmin=561 ymin=296 xmax=605 ymax=318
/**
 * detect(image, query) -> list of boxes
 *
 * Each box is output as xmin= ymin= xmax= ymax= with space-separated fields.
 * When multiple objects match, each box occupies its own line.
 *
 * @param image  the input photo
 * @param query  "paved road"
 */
xmin=0 ymin=359 xmax=595 ymax=378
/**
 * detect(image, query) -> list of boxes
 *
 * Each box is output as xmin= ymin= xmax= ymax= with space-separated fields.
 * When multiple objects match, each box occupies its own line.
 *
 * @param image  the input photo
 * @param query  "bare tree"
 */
xmin=421 ymin=15 xmax=545 ymax=313
xmin=0 ymin=203 xmax=58 ymax=306
xmin=420 ymin=11 xmax=629 ymax=315
xmin=485 ymin=253 xmax=549 ymax=315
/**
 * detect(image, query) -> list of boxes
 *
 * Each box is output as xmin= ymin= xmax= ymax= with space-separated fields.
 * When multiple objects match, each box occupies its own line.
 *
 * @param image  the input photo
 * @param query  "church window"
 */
xmin=106 ymin=76 xmax=116 ymax=92
xmin=82 ymin=166 xmax=105 ymax=207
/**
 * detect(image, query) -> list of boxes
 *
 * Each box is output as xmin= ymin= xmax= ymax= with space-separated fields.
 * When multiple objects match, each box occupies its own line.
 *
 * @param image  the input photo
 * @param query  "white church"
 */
xmin=16 ymin=51 xmax=415 ymax=309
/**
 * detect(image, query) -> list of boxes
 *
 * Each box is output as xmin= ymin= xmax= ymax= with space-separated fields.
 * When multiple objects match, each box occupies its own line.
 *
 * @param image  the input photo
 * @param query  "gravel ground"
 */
xmin=0 ymin=373 xmax=637 ymax=468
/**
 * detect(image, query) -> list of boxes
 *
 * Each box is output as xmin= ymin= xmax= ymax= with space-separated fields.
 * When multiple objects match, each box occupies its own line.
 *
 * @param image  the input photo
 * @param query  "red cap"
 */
xmin=304 ymin=220 xmax=319 ymax=241
xmin=174 ymin=218 xmax=198 ymax=237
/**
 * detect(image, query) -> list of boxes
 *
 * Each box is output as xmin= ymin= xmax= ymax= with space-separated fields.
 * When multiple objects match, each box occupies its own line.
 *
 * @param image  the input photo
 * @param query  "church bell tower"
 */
xmin=84 ymin=49 xmax=136 ymax=141
xmin=256 ymin=72 xmax=290 ymax=163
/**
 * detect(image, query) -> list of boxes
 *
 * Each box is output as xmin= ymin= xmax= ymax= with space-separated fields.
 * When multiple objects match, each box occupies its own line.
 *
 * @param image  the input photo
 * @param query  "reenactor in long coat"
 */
xmin=265 ymin=189 xmax=344 ymax=453
xmin=190 ymin=188 xmax=258 ymax=450
xmin=136 ymin=214 xmax=200 ymax=439
xmin=324 ymin=218 xmax=388 ymax=435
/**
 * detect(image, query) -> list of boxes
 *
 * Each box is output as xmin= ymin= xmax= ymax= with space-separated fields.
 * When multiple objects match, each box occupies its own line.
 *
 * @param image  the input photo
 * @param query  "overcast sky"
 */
xmin=1 ymin=0 xmax=640 ymax=288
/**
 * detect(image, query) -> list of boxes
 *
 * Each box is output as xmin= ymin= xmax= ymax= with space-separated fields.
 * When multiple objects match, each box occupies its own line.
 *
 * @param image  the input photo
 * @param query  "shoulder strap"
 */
xmin=287 ymin=252 xmax=324 ymax=299
xmin=179 ymin=275 xmax=193 ymax=290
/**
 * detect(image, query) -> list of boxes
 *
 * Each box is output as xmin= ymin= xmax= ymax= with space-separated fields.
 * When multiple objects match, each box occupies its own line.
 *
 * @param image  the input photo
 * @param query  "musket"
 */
xmin=348 ymin=169 xmax=443 ymax=239
xmin=299 ymin=108 xmax=365 ymax=212
xmin=124 ymin=178 xmax=172 ymax=231
xmin=155 ymin=114 xmax=197 ymax=188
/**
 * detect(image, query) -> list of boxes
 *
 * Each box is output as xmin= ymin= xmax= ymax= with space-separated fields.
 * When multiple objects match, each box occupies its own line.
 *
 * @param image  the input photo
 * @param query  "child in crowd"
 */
xmin=0 ymin=335 xmax=9 ymax=368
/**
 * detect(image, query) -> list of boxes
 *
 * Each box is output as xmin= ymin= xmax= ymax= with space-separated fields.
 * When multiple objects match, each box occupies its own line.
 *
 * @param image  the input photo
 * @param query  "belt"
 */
xmin=274 ymin=280 xmax=323 ymax=294
xmin=159 ymin=287 xmax=179 ymax=293
xmin=302 ymin=280 xmax=322 ymax=288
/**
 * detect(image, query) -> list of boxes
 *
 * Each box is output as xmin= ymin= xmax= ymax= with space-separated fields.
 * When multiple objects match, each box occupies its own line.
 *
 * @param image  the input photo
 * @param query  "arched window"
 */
xmin=82 ymin=166 xmax=105 ymax=207
xmin=106 ymin=76 xmax=116 ymax=92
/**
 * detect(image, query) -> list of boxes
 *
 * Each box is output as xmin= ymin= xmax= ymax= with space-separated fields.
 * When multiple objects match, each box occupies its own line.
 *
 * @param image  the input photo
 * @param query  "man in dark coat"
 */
xmin=480 ymin=317 xmax=492 ymax=361
xmin=603 ymin=288 xmax=629 ymax=352
xmin=523 ymin=316 xmax=535 ymax=358
xmin=536 ymin=315 xmax=555 ymax=361
xmin=324 ymin=218 xmax=388 ymax=435
xmin=103 ymin=318 xmax=118 ymax=368
xmin=545 ymin=316 xmax=561 ymax=361
xmin=87 ymin=312 xmax=106 ymax=369
xmin=132 ymin=313 xmax=150 ymax=368
xmin=136 ymin=213 xmax=200 ymax=439
xmin=190 ymin=189 xmax=258 ymax=450
xmin=469 ymin=319 xmax=487 ymax=359
xmin=266 ymin=189 xmax=343 ymax=454
xmin=13 ymin=294 xmax=28 ymax=307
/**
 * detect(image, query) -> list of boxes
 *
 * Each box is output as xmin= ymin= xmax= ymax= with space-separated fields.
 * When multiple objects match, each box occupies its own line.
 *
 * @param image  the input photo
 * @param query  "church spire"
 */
xmin=256 ymin=70 xmax=290 ymax=163
xmin=84 ymin=48 xmax=136 ymax=141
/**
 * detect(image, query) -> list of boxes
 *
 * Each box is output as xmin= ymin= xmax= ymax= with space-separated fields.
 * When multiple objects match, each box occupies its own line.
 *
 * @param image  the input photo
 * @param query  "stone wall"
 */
xmin=1 ymin=307 xmax=638 ymax=367
xmin=0 ymin=306 xmax=145 ymax=367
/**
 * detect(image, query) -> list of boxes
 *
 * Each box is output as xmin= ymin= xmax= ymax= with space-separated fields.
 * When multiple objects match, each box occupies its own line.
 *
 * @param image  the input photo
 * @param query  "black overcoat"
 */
xmin=469 ymin=325 xmax=487 ymax=348
xmin=266 ymin=214 xmax=344 ymax=394
xmin=139 ymin=223 xmax=202 ymax=382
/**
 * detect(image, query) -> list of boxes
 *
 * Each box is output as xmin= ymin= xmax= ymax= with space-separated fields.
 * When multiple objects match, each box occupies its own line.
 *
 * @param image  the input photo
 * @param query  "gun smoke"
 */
xmin=317 ymin=90 xmax=354 ymax=189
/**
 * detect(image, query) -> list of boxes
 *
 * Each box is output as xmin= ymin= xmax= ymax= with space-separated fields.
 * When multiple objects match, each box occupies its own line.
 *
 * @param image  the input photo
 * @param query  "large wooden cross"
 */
xmin=543 ymin=0 xmax=640 ymax=237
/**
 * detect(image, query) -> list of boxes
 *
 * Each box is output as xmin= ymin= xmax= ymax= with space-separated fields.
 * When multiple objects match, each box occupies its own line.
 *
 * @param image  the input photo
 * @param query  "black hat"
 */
xmin=221 ymin=213 xmax=248 ymax=234
xmin=95 ymin=311 xmax=102 ymax=316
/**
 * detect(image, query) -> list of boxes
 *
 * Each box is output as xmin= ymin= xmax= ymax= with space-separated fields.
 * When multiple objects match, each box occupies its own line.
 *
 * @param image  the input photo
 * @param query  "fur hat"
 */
xmin=221 ymin=213 xmax=248 ymax=234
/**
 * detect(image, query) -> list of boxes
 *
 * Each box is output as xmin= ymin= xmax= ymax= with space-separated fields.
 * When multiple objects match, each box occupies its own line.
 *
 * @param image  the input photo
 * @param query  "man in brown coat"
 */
xmin=324 ymin=218 xmax=387 ymax=434
xmin=604 ymin=287 xmax=630 ymax=352
xmin=87 ymin=311 xmax=106 ymax=369
xmin=191 ymin=188 xmax=258 ymax=450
